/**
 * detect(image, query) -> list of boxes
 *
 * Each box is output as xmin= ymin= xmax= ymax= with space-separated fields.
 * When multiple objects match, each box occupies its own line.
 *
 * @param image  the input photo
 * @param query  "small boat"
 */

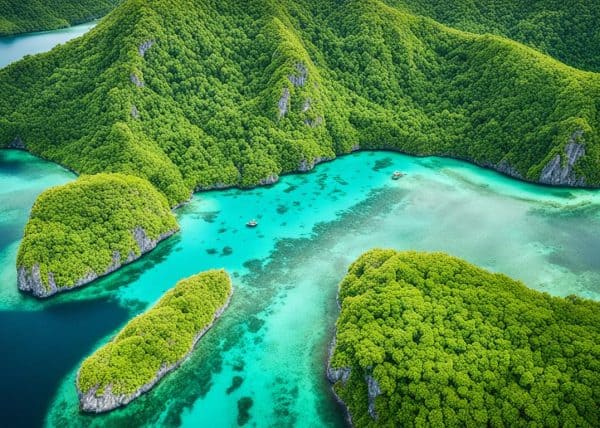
xmin=392 ymin=171 xmax=404 ymax=180
xmin=246 ymin=219 xmax=258 ymax=228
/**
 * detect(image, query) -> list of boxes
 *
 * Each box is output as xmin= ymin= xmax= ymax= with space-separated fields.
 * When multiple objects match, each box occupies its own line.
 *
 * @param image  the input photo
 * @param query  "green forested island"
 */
xmin=77 ymin=270 xmax=232 ymax=412
xmin=1 ymin=0 xmax=600 ymax=208
xmin=328 ymin=250 xmax=600 ymax=427
xmin=0 ymin=0 xmax=119 ymax=35
xmin=17 ymin=173 xmax=179 ymax=298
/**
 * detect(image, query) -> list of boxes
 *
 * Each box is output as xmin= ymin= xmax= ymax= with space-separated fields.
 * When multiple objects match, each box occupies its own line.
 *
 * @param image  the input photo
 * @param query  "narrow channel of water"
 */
xmin=0 ymin=21 xmax=96 ymax=68
xmin=1 ymin=149 xmax=599 ymax=427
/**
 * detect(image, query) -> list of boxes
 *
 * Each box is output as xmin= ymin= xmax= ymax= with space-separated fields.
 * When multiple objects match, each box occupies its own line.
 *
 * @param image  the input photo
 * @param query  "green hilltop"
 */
xmin=77 ymin=270 xmax=232 ymax=412
xmin=0 ymin=0 xmax=120 ymax=35
xmin=1 ymin=0 xmax=600 ymax=206
xmin=17 ymin=173 xmax=179 ymax=297
xmin=329 ymin=250 xmax=600 ymax=427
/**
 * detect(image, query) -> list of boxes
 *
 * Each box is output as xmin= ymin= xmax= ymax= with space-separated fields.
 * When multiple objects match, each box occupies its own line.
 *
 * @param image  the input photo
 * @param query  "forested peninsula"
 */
xmin=0 ymin=0 xmax=119 ymax=36
xmin=77 ymin=270 xmax=232 ymax=412
xmin=328 ymin=250 xmax=600 ymax=427
xmin=2 ymin=0 xmax=600 ymax=210
xmin=17 ymin=174 xmax=179 ymax=298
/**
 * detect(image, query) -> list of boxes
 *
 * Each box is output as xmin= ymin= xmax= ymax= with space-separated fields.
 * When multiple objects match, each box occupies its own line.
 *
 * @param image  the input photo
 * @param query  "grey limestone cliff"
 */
xmin=326 ymin=335 xmax=354 ymax=426
xmin=8 ymin=137 xmax=25 ymax=149
xmin=138 ymin=40 xmax=154 ymax=57
xmin=540 ymin=130 xmax=586 ymax=186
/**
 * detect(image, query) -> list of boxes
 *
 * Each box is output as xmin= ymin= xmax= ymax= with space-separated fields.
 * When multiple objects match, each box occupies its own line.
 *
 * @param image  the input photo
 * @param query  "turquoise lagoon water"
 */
xmin=0 ymin=21 xmax=96 ymax=68
xmin=1 ymin=149 xmax=600 ymax=427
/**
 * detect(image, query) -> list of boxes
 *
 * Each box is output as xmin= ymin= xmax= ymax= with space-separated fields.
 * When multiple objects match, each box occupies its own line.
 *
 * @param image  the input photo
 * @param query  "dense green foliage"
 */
xmin=1 ymin=0 xmax=600 ymax=207
xmin=17 ymin=173 xmax=178 ymax=290
xmin=330 ymin=250 xmax=600 ymax=427
xmin=392 ymin=0 xmax=600 ymax=72
xmin=0 ymin=0 xmax=119 ymax=35
xmin=77 ymin=270 xmax=232 ymax=396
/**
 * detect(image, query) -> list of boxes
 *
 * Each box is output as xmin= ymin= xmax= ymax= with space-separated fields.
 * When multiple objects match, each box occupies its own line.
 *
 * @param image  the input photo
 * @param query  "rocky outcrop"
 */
xmin=366 ymin=374 xmax=382 ymax=420
xmin=278 ymin=63 xmax=308 ymax=118
xmin=131 ymin=105 xmax=140 ymax=119
xmin=288 ymin=63 xmax=308 ymax=87
xmin=17 ymin=227 xmax=177 ymax=298
xmin=540 ymin=130 xmax=586 ymax=186
xmin=138 ymin=40 xmax=154 ymax=57
xmin=495 ymin=159 xmax=522 ymax=179
xmin=298 ymin=156 xmax=333 ymax=172
xmin=326 ymin=335 xmax=354 ymax=426
xmin=259 ymin=174 xmax=279 ymax=186
xmin=78 ymin=287 xmax=233 ymax=413
xmin=130 ymin=73 xmax=144 ymax=88
xmin=8 ymin=137 xmax=25 ymax=149
xmin=278 ymin=87 xmax=290 ymax=118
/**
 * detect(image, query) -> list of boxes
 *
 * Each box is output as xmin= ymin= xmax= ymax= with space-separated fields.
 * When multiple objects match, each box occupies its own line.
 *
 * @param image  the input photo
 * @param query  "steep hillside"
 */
xmin=1 ymin=0 xmax=599 ymax=206
xmin=328 ymin=250 xmax=600 ymax=427
xmin=0 ymin=0 xmax=120 ymax=35
xmin=390 ymin=0 xmax=600 ymax=72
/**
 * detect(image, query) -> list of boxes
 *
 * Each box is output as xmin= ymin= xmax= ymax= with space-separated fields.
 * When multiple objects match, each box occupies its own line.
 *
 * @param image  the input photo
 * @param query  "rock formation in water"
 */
xmin=17 ymin=173 xmax=179 ymax=298
xmin=77 ymin=270 xmax=233 ymax=412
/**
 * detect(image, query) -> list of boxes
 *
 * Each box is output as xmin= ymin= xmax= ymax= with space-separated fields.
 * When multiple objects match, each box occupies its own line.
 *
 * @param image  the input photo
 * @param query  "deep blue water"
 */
xmin=0 ymin=299 xmax=129 ymax=428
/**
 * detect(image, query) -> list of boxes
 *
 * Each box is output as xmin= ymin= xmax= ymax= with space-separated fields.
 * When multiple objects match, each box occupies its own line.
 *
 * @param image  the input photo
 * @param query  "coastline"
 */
xmin=17 ymin=227 xmax=179 ymax=298
xmin=77 ymin=286 xmax=234 ymax=413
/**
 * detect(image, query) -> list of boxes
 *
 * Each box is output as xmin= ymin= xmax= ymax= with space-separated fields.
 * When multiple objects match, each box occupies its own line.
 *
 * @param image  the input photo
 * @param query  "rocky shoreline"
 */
xmin=327 ymin=287 xmax=383 ymax=427
xmin=17 ymin=226 xmax=178 ymax=298
xmin=77 ymin=287 xmax=233 ymax=413
xmin=326 ymin=334 xmax=354 ymax=427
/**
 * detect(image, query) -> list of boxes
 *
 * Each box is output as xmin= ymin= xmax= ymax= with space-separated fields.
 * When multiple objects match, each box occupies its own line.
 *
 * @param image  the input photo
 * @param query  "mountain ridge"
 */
xmin=1 ymin=0 xmax=599 ymax=206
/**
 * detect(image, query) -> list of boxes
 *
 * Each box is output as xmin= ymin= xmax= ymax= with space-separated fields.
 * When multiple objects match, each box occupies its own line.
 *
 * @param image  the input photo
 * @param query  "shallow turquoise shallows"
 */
xmin=0 ymin=21 xmax=96 ymax=68
xmin=1 ymin=148 xmax=600 ymax=427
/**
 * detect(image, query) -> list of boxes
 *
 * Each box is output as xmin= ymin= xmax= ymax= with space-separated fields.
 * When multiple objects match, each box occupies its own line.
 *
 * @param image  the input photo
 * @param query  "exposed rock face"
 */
xmin=8 ymin=137 xmax=25 ymax=149
xmin=326 ymin=336 xmax=354 ymax=426
xmin=259 ymin=174 xmax=279 ymax=185
xmin=288 ymin=63 xmax=308 ymax=87
xmin=540 ymin=130 xmax=586 ymax=186
xmin=278 ymin=87 xmax=290 ymax=118
xmin=138 ymin=40 xmax=154 ymax=57
xmin=17 ymin=227 xmax=177 ymax=298
xmin=131 ymin=105 xmax=140 ymax=119
xmin=278 ymin=63 xmax=308 ymax=118
xmin=298 ymin=156 xmax=333 ymax=172
xmin=130 ymin=73 xmax=144 ymax=88
xmin=366 ymin=374 xmax=382 ymax=420
xmin=78 ymin=288 xmax=233 ymax=413
xmin=495 ymin=159 xmax=522 ymax=179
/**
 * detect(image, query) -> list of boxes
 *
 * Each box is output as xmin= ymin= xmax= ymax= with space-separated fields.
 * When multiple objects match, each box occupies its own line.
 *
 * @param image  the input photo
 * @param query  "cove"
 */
xmin=1 ymin=149 xmax=600 ymax=427
xmin=0 ymin=21 xmax=96 ymax=68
